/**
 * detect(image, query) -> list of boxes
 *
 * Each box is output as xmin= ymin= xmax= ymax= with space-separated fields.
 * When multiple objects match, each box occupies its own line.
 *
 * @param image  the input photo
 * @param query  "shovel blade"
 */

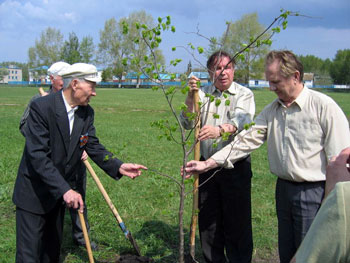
xmin=126 ymin=231 xmax=141 ymax=256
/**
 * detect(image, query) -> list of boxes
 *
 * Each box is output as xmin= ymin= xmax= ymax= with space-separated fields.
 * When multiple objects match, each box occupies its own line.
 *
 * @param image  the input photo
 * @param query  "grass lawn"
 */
xmin=0 ymin=86 xmax=349 ymax=262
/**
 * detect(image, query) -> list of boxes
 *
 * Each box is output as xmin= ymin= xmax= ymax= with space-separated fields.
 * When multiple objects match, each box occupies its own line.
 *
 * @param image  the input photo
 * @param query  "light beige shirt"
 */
xmin=180 ymin=82 xmax=255 ymax=159
xmin=211 ymin=87 xmax=350 ymax=182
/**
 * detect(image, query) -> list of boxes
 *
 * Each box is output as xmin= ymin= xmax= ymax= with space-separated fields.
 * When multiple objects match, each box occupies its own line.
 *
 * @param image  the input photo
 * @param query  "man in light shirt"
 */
xmin=183 ymin=50 xmax=350 ymax=263
xmin=180 ymin=51 xmax=255 ymax=263
xmin=291 ymin=147 xmax=350 ymax=263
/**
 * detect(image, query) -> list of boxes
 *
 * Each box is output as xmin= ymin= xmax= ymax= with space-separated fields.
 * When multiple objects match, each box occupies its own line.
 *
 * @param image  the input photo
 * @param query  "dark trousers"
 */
xmin=16 ymin=201 xmax=66 ymax=263
xmin=199 ymin=156 xmax=253 ymax=263
xmin=275 ymin=178 xmax=325 ymax=263
xmin=68 ymin=168 xmax=90 ymax=244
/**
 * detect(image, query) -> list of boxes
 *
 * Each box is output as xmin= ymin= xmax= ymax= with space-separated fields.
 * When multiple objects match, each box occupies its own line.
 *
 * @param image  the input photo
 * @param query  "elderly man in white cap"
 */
xmin=19 ymin=61 xmax=70 ymax=135
xmin=19 ymin=61 xmax=97 ymax=250
xmin=13 ymin=63 xmax=147 ymax=263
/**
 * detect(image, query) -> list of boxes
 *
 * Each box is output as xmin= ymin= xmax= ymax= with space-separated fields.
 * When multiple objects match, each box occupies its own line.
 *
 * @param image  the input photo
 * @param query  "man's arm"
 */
xmin=25 ymin=99 xmax=72 ymax=199
xmin=19 ymin=94 xmax=41 ymax=136
xmin=321 ymin=100 xmax=350 ymax=160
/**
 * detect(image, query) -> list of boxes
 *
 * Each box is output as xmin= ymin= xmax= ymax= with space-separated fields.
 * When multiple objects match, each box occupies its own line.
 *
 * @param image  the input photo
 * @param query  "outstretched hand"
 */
xmin=198 ymin=125 xmax=220 ymax=140
xmin=181 ymin=159 xmax=218 ymax=178
xmin=119 ymin=163 xmax=148 ymax=179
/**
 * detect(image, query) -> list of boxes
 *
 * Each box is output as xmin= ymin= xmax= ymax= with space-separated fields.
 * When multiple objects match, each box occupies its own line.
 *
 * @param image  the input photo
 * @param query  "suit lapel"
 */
xmin=55 ymin=90 xmax=70 ymax=155
xmin=67 ymin=107 xmax=85 ymax=162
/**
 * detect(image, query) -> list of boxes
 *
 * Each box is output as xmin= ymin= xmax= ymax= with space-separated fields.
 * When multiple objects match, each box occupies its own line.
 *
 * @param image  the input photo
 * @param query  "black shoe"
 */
xmin=75 ymin=240 xmax=99 ymax=251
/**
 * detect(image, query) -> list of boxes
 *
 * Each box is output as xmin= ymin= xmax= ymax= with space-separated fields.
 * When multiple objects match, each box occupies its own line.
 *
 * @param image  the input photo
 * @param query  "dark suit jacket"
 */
xmin=13 ymin=90 xmax=123 ymax=214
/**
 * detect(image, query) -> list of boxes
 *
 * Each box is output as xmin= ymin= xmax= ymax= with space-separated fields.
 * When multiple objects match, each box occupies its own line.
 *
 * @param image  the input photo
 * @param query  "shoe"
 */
xmin=75 ymin=240 xmax=99 ymax=251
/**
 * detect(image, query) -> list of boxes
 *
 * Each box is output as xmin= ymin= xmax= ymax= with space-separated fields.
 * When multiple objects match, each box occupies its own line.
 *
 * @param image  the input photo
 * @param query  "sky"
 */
xmin=0 ymin=0 xmax=349 ymax=72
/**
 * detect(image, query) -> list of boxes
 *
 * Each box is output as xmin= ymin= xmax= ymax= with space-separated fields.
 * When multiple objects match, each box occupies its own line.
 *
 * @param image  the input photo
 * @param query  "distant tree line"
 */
xmin=1 ymin=10 xmax=349 ymax=85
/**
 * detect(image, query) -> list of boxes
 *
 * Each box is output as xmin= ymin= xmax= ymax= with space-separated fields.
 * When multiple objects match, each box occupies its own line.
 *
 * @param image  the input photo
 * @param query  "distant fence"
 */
xmin=2 ymin=81 xmax=350 ymax=90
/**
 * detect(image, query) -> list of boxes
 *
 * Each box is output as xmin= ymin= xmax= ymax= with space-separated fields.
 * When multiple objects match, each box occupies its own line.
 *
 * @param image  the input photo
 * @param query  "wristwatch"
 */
xmin=218 ymin=125 xmax=225 ymax=136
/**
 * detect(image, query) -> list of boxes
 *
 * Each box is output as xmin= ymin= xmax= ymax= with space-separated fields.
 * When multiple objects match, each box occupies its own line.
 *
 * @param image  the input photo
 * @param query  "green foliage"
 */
xmin=222 ymin=13 xmax=270 ymax=84
xmin=61 ymin=32 xmax=81 ymax=64
xmin=28 ymin=27 xmax=64 ymax=69
xmin=329 ymin=49 xmax=350 ymax=85
xmin=0 ymin=67 xmax=8 ymax=81
xmin=79 ymin=36 xmax=95 ymax=63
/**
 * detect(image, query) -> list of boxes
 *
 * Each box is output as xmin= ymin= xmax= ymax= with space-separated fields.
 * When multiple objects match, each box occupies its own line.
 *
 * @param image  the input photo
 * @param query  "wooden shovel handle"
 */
xmin=78 ymin=211 xmax=95 ymax=263
xmin=190 ymin=89 xmax=201 ymax=259
xmin=83 ymin=160 xmax=124 ymax=223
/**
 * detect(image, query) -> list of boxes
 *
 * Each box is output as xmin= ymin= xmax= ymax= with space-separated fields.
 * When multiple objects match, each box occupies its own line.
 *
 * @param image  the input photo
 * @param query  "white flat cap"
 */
xmin=60 ymin=63 xmax=102 ymax=83
xmin=47 ymin=61 xmax=70 ymax=76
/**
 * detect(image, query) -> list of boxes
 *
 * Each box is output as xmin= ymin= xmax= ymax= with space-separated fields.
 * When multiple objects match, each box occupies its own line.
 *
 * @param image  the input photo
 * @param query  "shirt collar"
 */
xmin=211 ymin=82 xmax=237 ymax=96
xmin=277 ymin=86 xmax=308 ymax=110
xmin=61 ymin=92 xmax=78 ymax=113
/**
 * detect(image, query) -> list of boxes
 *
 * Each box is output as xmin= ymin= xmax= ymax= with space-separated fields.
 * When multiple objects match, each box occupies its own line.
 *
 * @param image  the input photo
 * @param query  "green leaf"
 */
xmin=197 ymin=46 xmax=204 ymax=54
xmin=215 ymin=99 xmax=221 ymax=107
xmin=172 ymin=47 xmax=176 ymax=51
xmin=165 ymin=86 xmax=176 ymax=96
xmin=272 ymin=27 xmax=281 ymax=33
xmin=282 ymin=20 xmax=288 ymax=30
xmin=181 ymin=85 xmax=190 ymax=94
xmin=171 ymin=26 xmax=175 ymax=32
xmin=222 ymin=132 xmax=230 ymax=141
xmin=225 ymin=99 xmax=230 ymax=106
xmin=158 ymin=17 xmax=162 ymax=23
xmin=180 ymin=103 xmax=188 ymax=111
xmin=213 ymin=113 xmax=220 ymax=119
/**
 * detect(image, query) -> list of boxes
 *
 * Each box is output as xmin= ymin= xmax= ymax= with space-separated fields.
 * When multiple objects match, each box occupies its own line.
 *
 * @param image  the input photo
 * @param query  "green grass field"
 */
xmin=0 ymin=86 xmax=349 ymax=262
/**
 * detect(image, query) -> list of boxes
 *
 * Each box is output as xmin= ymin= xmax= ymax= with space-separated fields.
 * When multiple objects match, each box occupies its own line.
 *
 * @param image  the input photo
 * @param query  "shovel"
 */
xmin=78 ymin=210 xmax=95 ymax=263
xmin=83 ymin=159 xmax=142 ymax=256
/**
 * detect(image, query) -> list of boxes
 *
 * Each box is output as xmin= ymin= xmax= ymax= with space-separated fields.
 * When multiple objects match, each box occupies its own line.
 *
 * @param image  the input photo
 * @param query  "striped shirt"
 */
xmin=180 ymin=81 xmax=255 ymax=159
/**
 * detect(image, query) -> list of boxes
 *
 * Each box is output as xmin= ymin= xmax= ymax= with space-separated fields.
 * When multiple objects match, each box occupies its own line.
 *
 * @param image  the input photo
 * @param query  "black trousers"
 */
xmin=275 ymin=178 xmax=325 ymax=263
xmin=199 ymin=156 xmax=253 ymax=263
xmin=68 ymin=166 xmax=90 ymax=244
xmin=16 ymin=201 xmax=66 ymax=263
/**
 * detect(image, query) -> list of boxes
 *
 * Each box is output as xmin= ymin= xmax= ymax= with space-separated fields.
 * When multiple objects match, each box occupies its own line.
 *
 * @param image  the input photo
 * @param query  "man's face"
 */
xmin=209 ymin=56 xmax=234 ymax=91
xmin=265 ymin=60 xmax=296 ymax=103
xmin=72 ymin=79 xmax=96 ymax=106
xmin=51 ymin=75 xmax=64 ymax=93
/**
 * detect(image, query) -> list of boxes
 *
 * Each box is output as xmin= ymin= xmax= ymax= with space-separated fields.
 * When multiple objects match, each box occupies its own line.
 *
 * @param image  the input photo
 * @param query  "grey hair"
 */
xmin=63 ymin=77 xmax=86 ymax=89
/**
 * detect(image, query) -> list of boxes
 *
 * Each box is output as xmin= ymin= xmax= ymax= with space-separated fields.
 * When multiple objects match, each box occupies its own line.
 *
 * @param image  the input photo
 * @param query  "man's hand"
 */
xmin=38 ymin=87 xmax=49 ymax=96
xmin=188 ymin=75 xmax=200 ymax=93
xmin=198 ymin=125 xmax=220 ymax=140
xmin=63 ymin=189 xmax=84 ymax=213
xmin=119 ymin=163 xmax=148 ymax=179
xmin=183 ymin=76 xmax=201 ymax=115
xmin=325 ymin=147 xmax=350 ymax=198
xmin=81 ymin=150 xmax=88 ymax=161
xmin=181 ymin=158 xmax=218 ymax=178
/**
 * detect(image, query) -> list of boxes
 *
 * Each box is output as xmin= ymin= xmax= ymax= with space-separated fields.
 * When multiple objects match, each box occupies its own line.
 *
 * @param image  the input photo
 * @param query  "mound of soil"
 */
xmin=115 ymin=254 xmax=154 ymax=263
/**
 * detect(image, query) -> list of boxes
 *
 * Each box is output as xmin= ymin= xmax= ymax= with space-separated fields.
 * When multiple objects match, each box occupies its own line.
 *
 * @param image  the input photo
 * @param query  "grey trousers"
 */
xmin=275 ymin=178 xmax=325 ymax=263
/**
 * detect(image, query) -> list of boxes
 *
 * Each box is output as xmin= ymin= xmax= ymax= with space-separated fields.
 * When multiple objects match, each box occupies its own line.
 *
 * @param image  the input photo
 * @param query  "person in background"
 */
xmin=13 ymin=63 xmax=147 ymax=262
xmin=291 ymin=147 xmax=350 ymax=263
xmin=180 ymin=50 xmax=255 ymax=263
xmin=183 ymin=50 xmax=350 ymax=263
xmin=19 ymin=61 xmax=97 ymax=249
